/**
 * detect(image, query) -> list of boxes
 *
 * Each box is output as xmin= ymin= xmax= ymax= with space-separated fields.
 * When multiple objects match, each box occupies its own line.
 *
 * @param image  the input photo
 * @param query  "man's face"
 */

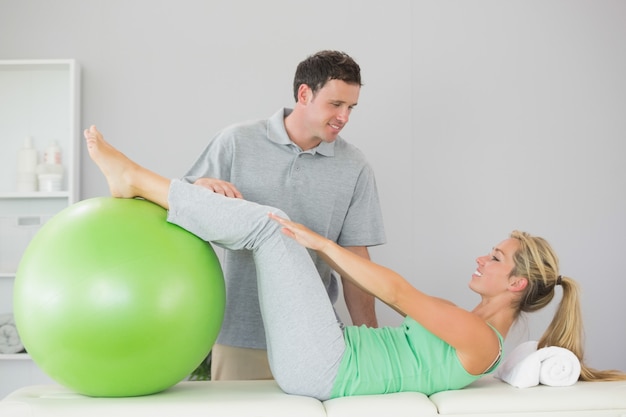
xmin=302 ymin=79 xmax=360 ymax=143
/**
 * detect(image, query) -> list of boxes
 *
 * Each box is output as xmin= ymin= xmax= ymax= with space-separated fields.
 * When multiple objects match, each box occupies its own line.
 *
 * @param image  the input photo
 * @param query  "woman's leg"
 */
xmin=85 ymin=126 xmax=345 ymax=400
xmin=168 ymin=181 xmax=345 ymax=399
xmin=83 ymin=125 xmax=171 ymax=208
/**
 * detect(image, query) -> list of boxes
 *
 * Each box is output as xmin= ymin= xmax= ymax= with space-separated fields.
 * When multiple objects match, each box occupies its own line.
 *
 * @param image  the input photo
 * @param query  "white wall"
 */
xmin=1 ymin=0 xmax=624 ymax=371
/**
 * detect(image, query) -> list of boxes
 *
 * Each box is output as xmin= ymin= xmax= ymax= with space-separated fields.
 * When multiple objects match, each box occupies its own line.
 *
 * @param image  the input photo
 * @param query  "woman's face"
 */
xmin=470 ymin=238 xmax=520 ymax=296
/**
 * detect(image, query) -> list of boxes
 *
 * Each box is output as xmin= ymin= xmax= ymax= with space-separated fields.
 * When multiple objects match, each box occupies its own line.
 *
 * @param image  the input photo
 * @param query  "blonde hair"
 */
xmin=509 ymin=230 xmax=625 ymax=382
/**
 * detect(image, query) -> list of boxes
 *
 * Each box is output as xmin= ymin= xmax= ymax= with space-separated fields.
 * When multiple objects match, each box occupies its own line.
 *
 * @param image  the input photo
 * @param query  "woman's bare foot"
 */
xmin=83 ymin=125 xmax=141 ymax=198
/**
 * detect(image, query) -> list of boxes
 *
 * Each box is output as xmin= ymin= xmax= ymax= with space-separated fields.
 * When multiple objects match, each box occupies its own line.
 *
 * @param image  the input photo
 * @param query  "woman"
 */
xmin=84 ymin=125 xmax=625 ymax=400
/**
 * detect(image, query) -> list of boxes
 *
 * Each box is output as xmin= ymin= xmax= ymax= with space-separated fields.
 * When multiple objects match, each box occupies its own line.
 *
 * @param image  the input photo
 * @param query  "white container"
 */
xmin=36 ymin=140 xmax=64 ymax=192
xmin=16 ymin=137 xmax=38 ymax=192
xmin=43 ymin=140 xmax=62 ymax=165
xmin=38 ymin=173 xmax=63 ymax=192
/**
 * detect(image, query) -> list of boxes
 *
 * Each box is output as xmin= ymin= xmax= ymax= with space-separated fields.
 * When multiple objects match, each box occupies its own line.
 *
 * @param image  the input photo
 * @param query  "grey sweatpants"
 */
xmin=166 ymin=179 xmax=345 ymax=400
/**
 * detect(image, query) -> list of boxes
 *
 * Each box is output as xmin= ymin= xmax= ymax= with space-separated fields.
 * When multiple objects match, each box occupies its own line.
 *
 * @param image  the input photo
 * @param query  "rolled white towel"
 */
xmin=495 ymin=340 xmax=581 ymax=388
xmin=0 ymin=314 xmax=24 ymax=354
xmin=537 ymin=346 xmax=582 ymax=387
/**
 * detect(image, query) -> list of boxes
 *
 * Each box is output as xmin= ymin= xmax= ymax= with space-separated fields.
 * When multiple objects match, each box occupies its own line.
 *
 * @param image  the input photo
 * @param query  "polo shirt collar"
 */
xmin=267 ymin=108 xmax=335 ymax=157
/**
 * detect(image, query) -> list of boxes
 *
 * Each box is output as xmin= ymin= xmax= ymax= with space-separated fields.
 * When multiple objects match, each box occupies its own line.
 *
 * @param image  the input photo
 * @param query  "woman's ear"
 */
xmin=509 ymin=276 xmax=528 ymax=293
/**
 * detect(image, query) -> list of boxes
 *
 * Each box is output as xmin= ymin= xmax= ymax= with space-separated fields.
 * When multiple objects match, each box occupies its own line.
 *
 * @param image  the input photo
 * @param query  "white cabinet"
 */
xmin=0 ymin=59 xmax=80 ymax=398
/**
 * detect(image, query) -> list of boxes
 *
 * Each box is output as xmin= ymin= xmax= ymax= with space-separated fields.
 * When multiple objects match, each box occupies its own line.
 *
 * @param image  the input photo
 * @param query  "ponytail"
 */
xmin=511 ymin=231 xmax=626 ymax=382
xmin=537 ymin=276 xmax=626 ymax=381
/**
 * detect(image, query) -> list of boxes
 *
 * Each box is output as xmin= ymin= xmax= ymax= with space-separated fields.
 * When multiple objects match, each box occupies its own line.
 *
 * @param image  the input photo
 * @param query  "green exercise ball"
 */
xmin=14 ymin=197 xmax=225 ymax=397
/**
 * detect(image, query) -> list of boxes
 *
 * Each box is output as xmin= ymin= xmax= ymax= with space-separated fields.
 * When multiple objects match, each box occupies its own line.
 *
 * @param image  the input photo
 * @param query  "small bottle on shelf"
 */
xmin=36 ymin=140 xmax=64 ymax=192
xmin=16 ymin=136 xmax=38 ymax=192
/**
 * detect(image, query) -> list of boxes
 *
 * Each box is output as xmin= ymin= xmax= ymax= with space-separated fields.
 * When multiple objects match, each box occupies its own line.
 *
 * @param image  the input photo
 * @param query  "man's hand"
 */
xmin=194 ymin=178 xmax=243 ymax=199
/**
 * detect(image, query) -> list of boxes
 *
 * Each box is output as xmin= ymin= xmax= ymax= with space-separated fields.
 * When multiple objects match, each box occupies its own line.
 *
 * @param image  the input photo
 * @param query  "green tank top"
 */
xmin=330 ymin=316 xmax=503 ymax=398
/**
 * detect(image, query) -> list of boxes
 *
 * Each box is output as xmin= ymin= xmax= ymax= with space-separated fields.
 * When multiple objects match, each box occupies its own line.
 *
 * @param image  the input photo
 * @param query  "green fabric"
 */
xmin=330 ymin=316 xmax=503 ymax=398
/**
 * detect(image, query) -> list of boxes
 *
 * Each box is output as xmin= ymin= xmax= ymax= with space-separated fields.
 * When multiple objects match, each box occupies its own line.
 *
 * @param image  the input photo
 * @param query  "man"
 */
xmin=183 ymin=50 xmax=386 ymax=380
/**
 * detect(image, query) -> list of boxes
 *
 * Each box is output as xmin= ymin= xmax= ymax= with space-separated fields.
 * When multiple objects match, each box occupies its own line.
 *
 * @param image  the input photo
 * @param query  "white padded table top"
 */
xmin=3 ymin=375 xmax=626 ymax=417
xmin=323 ymin=390 xmax=437 ymax=417
xmin=0 ymin=380 xmax=326 ymax=417
xmin=430 ymin=375 xmax=626 ymax=416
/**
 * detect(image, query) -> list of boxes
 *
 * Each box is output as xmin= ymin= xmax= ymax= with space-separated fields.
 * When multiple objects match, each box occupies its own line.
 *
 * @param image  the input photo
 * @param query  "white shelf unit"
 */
xmin=0 ymin=59 xmax=80 ymax=399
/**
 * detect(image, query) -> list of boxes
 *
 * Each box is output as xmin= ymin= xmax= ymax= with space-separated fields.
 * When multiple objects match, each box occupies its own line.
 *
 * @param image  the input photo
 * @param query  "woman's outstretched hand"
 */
xmin=268 ymin=212 xmax=329 ymax=252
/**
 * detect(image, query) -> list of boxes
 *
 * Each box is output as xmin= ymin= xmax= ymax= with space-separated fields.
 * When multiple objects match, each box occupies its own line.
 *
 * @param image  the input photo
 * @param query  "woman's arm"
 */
xmin=269 ymin=213 xmax=501 ymax=375
xmin=269 ymin=213 xmax=404 ymax=311
xmin=341 ymin=246 xmax=379 ymax=327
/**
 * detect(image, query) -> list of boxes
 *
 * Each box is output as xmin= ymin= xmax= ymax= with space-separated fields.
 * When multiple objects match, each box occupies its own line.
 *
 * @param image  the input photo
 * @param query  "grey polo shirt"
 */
xmin=182 ymin=108 xmax=386 ymax=349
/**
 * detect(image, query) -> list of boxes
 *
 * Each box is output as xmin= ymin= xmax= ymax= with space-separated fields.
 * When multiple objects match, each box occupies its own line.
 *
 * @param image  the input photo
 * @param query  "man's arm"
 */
xmin=341 ymin=246 xmax=378 ymax=328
